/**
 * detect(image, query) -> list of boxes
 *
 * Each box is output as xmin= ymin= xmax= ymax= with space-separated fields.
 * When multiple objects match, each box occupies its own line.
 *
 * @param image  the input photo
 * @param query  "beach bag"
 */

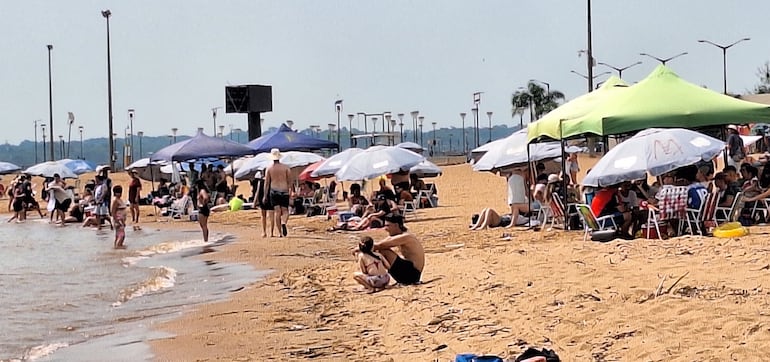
xmin=590 ymin=229 xmax=617 ymax=243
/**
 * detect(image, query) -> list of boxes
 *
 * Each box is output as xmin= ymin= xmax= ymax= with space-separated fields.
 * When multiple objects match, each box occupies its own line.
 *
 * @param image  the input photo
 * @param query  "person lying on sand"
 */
xmin=469 ymin=208 xmax=513 ymax=230
xmin=372 ymin=214 xmax=424 ymax=285
xmin=353 ymin=236 xmax=391 ymax=292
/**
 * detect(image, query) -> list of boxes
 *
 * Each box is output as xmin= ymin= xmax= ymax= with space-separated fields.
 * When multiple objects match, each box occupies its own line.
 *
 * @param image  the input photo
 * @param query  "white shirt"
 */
xmin=507 ymin=174 xmax=529 ymax=205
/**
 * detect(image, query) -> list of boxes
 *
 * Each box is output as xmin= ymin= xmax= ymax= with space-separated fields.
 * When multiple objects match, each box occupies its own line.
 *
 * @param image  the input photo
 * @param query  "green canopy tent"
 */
xmin=527 ymin=75 xmax=628 ymax=142
xmin=528 ymin=65 xmax=770 ymax=142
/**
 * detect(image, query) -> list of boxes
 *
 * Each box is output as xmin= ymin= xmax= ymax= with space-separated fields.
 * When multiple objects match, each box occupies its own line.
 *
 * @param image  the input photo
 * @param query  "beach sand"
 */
xmin=7 ymin=158 xmax=770 ymax=361
xmin=124 ymin=155 xmax=770 ymax=361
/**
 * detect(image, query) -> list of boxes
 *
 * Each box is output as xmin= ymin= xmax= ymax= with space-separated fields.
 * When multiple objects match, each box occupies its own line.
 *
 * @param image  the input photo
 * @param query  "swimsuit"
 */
xmin=366 ymin=274 xmax=390 ymax=288
xmin=269 ymin=189 xmax=290 ymax=208
xmin=388 ymin=256 xmax=422 ymax=285
xmin=198 ymin=204 xmax=211 ymax=217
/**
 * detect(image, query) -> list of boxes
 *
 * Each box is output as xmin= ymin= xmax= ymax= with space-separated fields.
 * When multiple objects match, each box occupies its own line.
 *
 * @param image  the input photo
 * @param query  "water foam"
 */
xmin=122 ymin=238 xmax=212 ymax=266
xmin=23 ymin=342 xmax=69 ymax=360
xmin=112 ymin=266 xmax=177 ymax=307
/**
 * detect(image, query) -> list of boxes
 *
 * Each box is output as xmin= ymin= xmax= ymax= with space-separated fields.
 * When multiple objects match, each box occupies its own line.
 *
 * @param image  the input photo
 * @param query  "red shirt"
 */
xmin=591 ymin=188 xmax=618 ymax=217
xmin=128 ymin=177 xmax=141 ymax=203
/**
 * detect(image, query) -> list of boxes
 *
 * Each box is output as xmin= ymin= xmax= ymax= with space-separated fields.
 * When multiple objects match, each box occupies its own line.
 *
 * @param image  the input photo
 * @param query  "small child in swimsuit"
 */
xmin=353 ymin=236 xmax=391 ymax=292
xmin=111 ymin=185 xmax=128 ymax=249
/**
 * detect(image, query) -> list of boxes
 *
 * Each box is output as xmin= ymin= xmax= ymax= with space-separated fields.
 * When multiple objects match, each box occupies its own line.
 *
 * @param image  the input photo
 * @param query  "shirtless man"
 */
xmin=372 ymin=213 xmax=424 ymax=285
xmin=263 ymin=148 xmax=292 ymax=237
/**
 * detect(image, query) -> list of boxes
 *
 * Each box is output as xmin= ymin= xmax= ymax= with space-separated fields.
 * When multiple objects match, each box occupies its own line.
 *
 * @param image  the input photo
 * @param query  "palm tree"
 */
xmin=511 ymin=82 xmax=566 ymax=125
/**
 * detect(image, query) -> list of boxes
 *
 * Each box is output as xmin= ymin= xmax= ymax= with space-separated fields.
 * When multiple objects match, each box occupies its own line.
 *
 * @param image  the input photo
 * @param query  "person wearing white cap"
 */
xmin=263 ymin=148 xmax=292 ymax=237
xmin=726 ymin=125 xmax=745 ymax=168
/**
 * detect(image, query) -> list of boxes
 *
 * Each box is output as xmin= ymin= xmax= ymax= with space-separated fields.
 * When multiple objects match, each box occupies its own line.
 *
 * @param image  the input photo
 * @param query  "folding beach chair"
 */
xmin=715 ymin=191 xmax=741 ymax=224
xmin=575 ymin=203 xmax=617 ymax=241
xmin=166 ymin=195 xmax=191 ymax=221
xmin=684 ymin=191 xmax=718 ymax=235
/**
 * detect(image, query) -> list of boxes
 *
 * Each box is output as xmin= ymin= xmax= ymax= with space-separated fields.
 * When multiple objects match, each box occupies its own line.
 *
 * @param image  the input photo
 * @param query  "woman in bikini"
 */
xmin=196 ymin=180 xmax=211 ymax=242
xmin=353 ymin=236 xmax=391 ymax=292
xmin=110 ymin=185 xmax=128 ymax=249
xmin=469 ymin=208 xmax=513 ymax=230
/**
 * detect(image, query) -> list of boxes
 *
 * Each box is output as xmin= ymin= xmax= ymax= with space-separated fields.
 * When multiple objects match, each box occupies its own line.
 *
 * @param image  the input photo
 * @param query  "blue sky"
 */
xmin=1 ymin=1 xmax=768 ymax=144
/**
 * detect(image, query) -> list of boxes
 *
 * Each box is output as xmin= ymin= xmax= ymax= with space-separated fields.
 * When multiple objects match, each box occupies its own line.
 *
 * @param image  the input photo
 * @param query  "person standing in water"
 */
xmin=263 ymin=148 xmax=292 ymax=237
xmin=110 ymin=185 xmax=128 ymax=248
xmin=127 ymin=170 xmax=142 ymax=230
xmin=196 ymin=179 xmax=211 ymax=242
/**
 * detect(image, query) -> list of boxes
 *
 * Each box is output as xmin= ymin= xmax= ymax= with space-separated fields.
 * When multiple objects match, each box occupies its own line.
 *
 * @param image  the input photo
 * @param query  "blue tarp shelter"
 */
xmin=150 ymin=130 xmax=256 ymax=162
xmin=247 ymin=124 xmax=339 ymax=153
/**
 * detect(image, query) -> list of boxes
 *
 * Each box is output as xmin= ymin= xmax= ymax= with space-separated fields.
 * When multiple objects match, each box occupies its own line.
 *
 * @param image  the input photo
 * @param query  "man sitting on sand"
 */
xmin=372 ymin=214 xmax=424 ymax=285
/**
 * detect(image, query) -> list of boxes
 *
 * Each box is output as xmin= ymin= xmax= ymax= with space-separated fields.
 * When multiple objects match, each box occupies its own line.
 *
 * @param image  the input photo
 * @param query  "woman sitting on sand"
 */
xmin=353 ymin=236 xmax=391 ymax=292
xmin=348 ymin=183 xmax=369 ymax=217
xmin=469 ymin=208 xmax=513 ymax=230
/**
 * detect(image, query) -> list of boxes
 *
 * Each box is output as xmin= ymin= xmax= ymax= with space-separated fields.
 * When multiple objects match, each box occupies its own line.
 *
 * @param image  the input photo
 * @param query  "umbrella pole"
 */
xmin=526 ymin=141 xmax=532 ymax=228
xmin=560 ymin=119 xmax=567 ymax=205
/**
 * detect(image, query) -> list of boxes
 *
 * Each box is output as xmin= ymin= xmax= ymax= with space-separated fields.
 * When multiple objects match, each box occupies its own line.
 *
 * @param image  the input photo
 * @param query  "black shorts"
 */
xmin=388 ymin=257 xmax=422 ymax=285
xmin=199 ymin=205 xmax=211 ymax=217
xmin=12 ymin=199 xmax=23 ymax=212
xmin=269 ymin=190 xmax=290 ymax=208
xmin=55 ymin=199 xmax=72 ymax=212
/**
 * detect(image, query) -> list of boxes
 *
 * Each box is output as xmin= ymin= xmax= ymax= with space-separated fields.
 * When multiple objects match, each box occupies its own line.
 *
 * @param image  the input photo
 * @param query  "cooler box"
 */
xmin=641 ymin=222 xmax=668 ymax=239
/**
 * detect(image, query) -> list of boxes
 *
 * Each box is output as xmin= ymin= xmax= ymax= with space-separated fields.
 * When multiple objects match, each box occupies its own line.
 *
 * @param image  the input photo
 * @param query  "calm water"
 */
xmin=0 ymin=220 xmax=268 ymax=361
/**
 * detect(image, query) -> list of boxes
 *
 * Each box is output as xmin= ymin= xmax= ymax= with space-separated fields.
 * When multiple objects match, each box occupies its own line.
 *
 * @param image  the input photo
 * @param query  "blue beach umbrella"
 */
xmin=582 ymin=128 xmax=725 ymax=187
xmin=0 ymin=161 xmax=21 ymax=175
xmin=58 ymin=159 xmax=96 ymax=175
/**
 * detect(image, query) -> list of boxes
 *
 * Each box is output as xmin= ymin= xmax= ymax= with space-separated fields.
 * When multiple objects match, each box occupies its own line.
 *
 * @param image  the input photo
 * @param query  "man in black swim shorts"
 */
xmin=373 ymin=214 xmax=425 ymax=285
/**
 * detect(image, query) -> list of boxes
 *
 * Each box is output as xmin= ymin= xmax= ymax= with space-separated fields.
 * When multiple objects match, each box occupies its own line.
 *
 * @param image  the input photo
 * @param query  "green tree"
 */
xmin=755 ymin=61 xmax=770 ymax=94
xmin=511 ymin=82 xmax=565 ymax=125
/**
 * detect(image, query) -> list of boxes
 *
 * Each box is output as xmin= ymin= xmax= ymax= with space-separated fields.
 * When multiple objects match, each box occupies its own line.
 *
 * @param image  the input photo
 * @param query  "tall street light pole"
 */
xmin=418 ymin=116 xmax=424 ymax=148
xmin=334 ymin=100 xmax=342 ymax=146
xmin=137 ymin=131 xmax=143 ymax=159
xmin=431 ymin=121 xmax=437 ymax=156
xmin=410 ymin=111 xmax=419 ymax=143
xmin=473 ymin=92 xmax=482 ymax=148
xmin=586 ymin=0 xmax=594 ymax=92
xmin=41 ymin=124 xmax=47 ymax=162
xmin=211 ymin=107 xmax=221 ymax=135
xmin=58 ymin=135 xmax=64 ymax=160
xmin=397 ymin=113 xmax=404 ymax=143
xmin=128 ymin=109 xmax=135 ymax=162
xmin=171 ymin=128 xmax=178 ymax=143
xmin=33 ymin=120 xmax=40 ymax=164
xmin=459 ymin=112 xmax=467 ymax=154
xmin=598 ymin=61 xmax=642 ymax=79
xmin=79 ymin=126 xmax=84 ymax=159
xmin=46 ymin=44 xmax=55 ymax=162
xmin=101 ymin=10 xmax=115 ymax=170
xmin=347 ymin=114 xmax=355 ymax=148
xmin=486 ymin=111 xmax=493 ymax=143
xmin=571 ymin=70 xmax=610 ymax=82
xmin=639 ymin=52 xmax=688 ymax=65
xmin=698 ymin=38 xmax=751 ymax=94
xmin=470 ymin=108 xmax=478 ymax=148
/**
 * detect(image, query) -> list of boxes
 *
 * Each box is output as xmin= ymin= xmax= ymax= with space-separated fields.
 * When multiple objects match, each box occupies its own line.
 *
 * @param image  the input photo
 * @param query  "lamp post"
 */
xmin=136 ymin=130 xmax=143 ymax=159
xmin=397 ymin=113 xmax=404 ymax=143
xmin=697 ymin=38 xmax=751 ymax=94
xmin=335 ymin=100 xmax=342 ymax=146
xmin=418 ymin=116 xmax=425 ymax=148
xmin=58 ymin=135 xmax=64 ymax=160
xmin=167 ymin=135 xmax=173 ymax=145
xmin=473 ymin=92 xmax=482 ymax=148
xmin=431 ymin=121 xmax=437 ymax=154
xmin=46 ymin=44 xmax=55 ymax=162
xmin=171 ymin=127 xmax=178 ymax=143
xmin=328 ymin=123 xmax=336 ymax=142
xmin=219 ymin=125 xmax=225 ymax=138
xmin=101 ymin=10 xmax=115 ymax=170
xmin=33 ymin=120 xmax=40 ymax=164
xmin=211 ymin=107 xmax=221 ymax=135
xmin=470 ymin=108 xmax=478 ymax=149
xmin=459 ymin=112 xmax=467 ymax=154
xmin=41 ymin=124 xmax=47 ymax=162
xmin=371 ymin=117 xmax=378 ymax=143
xmin=390 ymin=119 xmax=397 ymax=145
xmin=347 ymin=114 xmax=354 ymax=148
xmin=78 ymin=126 xmax=84 ymax=159
xmin=128 ymin=109 xmax=135 ymax=161
xmin=571 ymin=70 xmax=610 ymax=81
xmin=597 ymin=61 xmax=642 ymax=79
xmin=384 ymin=112 xmax=392 ymax=134
xmin=410 ymin=111 xmax=419 ymax=143
xmin=486 ymin=111 xmax=493 ymax=143
xmin=639 ymin=52 xmax=688 ymax=65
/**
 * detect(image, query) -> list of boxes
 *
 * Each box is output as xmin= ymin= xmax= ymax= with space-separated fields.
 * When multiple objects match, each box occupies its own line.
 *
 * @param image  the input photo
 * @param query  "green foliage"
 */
xmin=511 ymin=82 xmax=565 ymax=122
xmin=755 ymin=61 xmax=770 ymax=94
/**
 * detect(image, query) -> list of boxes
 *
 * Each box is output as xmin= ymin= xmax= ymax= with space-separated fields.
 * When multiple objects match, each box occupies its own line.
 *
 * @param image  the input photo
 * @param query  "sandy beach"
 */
xmin=74 ymin=155 xmax=761 ymax=362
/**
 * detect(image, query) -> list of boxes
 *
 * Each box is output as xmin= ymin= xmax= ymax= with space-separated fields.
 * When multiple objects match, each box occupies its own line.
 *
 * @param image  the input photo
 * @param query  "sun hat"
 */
xmin=270 ymin=148 xmax=282 ymax=161
xmin=727 ymin=125 xmax=738 ymax=131
xmin=96 ymin=165 xmax=111 ymax=173
xmin=254 ymin=170 xmax=263 ymax=179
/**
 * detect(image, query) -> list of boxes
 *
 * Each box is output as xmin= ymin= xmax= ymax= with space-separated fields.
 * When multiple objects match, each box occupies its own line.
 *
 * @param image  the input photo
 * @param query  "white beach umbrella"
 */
xmin=0 ymin=161 xmax=21 ymax=175
xmin=472 ymin=130 xmax=563 ymax=172
xmin=23 ymin=161 xmax=78 ymax=179
xmin=409 ymin=160 xmax=442 ymax=178
xmin=335 ymin=146 xmax=425 ymax=181
xmin=234 ymin=151 xmax=324 ymax=180
xmin=582 ymin=128 xmax=725 ymax=187
xmin=126 ymin=158 xmax=172 ymax=181
xmin=396 ymin=142 xmax=425 ymax=153
xmin=310 ymin=148 xmax=365 ymax=178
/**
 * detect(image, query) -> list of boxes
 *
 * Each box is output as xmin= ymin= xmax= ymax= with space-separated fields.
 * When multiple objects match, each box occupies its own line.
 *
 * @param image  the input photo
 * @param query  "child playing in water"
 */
xmin=110 ymin=185 xmax=128 ymax=249
xmin=353 ymin=236 xmax=391 ymax=292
